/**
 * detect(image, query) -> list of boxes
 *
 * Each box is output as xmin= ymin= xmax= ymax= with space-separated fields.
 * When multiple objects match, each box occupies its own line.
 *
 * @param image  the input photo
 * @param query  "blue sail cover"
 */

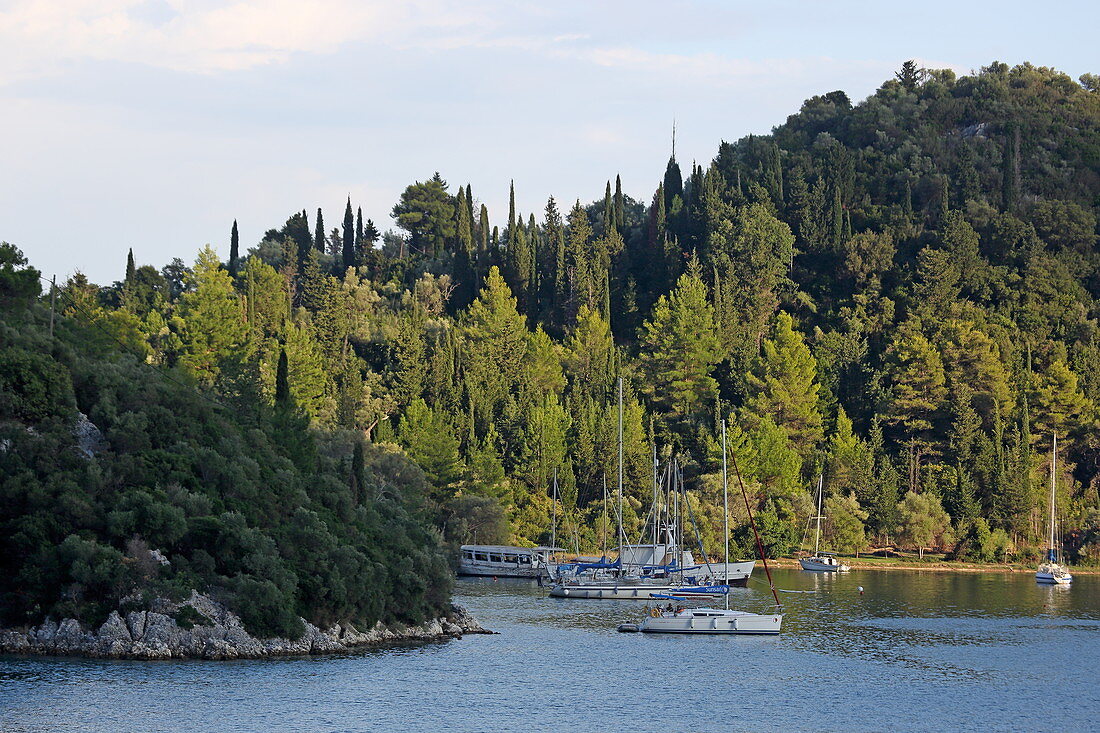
xmin=572 ymin=557 xmax=621 ymax=574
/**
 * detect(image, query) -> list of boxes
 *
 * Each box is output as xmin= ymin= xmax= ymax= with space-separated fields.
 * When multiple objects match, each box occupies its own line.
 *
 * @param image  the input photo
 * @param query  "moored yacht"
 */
xmin=798 ymin=475 xmax=850 ymax=572
xmin=1036 ymin=434 xmax=1072 ymax=585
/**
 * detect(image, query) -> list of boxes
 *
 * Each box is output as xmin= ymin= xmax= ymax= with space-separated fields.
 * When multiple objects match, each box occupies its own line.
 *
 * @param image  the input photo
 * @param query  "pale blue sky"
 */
xmin=2 ymin=0 xmax=1097 ymax=284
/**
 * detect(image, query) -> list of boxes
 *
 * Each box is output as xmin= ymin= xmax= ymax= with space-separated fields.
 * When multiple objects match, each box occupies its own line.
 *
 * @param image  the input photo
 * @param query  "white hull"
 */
xmin=1036 ymin=564 xmax=1073 ymax=585
xmin=799 ymin=556 xmax=850 ymax=572
xmin=458 ymin=545 xmax=554 ymax=579
xmin=549 ymin=579 xmax=746 ymax=600
xmin=640 ymin=608 xmax=782 ymax=635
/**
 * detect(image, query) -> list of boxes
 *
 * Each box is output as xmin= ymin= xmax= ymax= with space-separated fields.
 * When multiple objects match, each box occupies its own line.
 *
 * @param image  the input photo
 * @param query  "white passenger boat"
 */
xmin=458 ymin=545 xmax=558 ymax=578
xmin=798 ymin=475 xmax=850 ymax=572
xmin=1036 ymin=434 xmax=1072 ymax=585
xmin=635 ymin=421 xmax=783 ymax=635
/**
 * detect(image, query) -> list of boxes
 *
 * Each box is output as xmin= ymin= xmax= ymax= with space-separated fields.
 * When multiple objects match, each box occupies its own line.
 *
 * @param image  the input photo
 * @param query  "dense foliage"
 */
xmin=4 ymin=61 xmax=1100 ymax=630
xmin=0 ymin=245 xmax=452 ymax=636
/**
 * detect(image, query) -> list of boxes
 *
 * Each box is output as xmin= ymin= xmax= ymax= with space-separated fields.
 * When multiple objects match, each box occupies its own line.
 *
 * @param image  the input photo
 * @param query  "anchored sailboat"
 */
xmin=1036 ymin=433 xmax=1072 ymax=585
xmin=798 ymin=474 xmax=850 ymax=572
xmin=549 ymin=379 xmax=753 ymax=600
xmin=635 ymin=420 xmax=783 ymax=635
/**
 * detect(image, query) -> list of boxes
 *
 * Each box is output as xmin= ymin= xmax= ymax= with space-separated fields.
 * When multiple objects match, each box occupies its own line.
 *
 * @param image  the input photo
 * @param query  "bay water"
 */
xmin=2 ymin=569 xmax=1097 ymax=732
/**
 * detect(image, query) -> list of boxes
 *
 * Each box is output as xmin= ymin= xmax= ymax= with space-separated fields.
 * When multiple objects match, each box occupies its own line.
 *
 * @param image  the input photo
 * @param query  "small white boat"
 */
xmin=640 ymin=606 xmax=782 ymax=635
xmin=1036 ymin=434 xmax=1072 ymax=585
xmin=799 ymin=475 xmax=850 ymax=572
xmin=799 ymin=553 xmax=850 ymax=572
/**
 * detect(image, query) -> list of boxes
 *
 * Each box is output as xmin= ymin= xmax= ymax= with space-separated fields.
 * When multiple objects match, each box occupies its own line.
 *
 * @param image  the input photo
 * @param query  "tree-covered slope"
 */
xmin=0 ymin=245 xmax=451 ymax=636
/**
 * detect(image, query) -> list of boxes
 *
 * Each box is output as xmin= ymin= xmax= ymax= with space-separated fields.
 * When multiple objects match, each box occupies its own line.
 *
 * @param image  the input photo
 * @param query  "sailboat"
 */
xmin=798 ymin=474 xmax=850 ymax=572
xmin=635 ymin=420 xmax=782 ymax=635
xmin=549 ymin=379 xmax=754 ymax=600
xmin=1036 ymin=433 xmax=1073 ymax=585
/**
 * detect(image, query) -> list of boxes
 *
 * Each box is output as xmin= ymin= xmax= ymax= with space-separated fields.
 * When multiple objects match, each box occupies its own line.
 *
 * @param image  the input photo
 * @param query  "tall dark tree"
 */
xmin=275 ymin=348 xmax=290 ymax=405
xmin=614 ymin=174 xmax=625 ymax=232
xmin=342 ymin=197 xmax=355 ymax=270
xmin=356 ymin=207 xmax=363 ymax=249
xmin=314 ymin=208 xmax=325 ymax=254
xmin=229 ymin=220 xmax=240 ymax=278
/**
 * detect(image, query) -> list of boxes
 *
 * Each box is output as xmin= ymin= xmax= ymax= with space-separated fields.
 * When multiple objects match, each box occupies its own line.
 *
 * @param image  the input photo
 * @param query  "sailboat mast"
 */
xmin=652 ymin=442 xmax=658 ymax=550
xmin=1050 ymin=432 xmax=1057 ymax=557
xmin=722 ymin=420 xmax=730 ymax=610
xmin=617 ymin=376 xmax=625 ymax=560
xmin=815 ymin=473 xmax=823 ymax=555
xmin=551 ymin=467 xmax=558 ymax=558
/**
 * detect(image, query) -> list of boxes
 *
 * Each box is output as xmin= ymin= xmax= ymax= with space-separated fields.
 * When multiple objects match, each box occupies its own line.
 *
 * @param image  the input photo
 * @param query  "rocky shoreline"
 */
xmin=0 ymin=591 xmax=492 ymax=660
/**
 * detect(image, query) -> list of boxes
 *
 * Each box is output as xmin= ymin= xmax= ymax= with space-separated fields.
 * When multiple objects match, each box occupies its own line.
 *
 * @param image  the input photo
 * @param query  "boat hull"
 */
xmin=799 ymin=557 xmax=850 ymax=572
xmin=639 ymin=610 xmax=782 ymax=635
xmin=1035 ymin=570 xmax=1073 ymax=585
xmin=548 ymin=577 xmax=748 ymax=599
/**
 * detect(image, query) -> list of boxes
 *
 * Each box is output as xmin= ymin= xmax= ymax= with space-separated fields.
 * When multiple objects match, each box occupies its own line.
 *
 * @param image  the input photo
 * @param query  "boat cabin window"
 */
xmin=518 ymin=555 xmax=532 ymax=564
xmin=489 ymin=553 xmax=502 ymax=562
xmin=463 ymin=551 xmax=474 ymax=560
xmin=475 ymin=553 xmax=489 ymax=561
xmin=503 ymin=554 xmax=517 ymax=563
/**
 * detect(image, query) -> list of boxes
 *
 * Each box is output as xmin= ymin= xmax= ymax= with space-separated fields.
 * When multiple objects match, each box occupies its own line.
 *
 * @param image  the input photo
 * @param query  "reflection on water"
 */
xmin=1 ymin=569 xmax=1097 ymax=733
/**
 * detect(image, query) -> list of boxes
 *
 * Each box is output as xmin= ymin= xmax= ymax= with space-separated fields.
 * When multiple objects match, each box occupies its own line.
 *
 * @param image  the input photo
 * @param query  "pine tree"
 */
xmin=342 ymin=197 xmax=355 ymax=270
xmin=885 ymin=319 xmax=948 ymax=492
xmin=178 ymin=246 xmax=248 ymax=386
xmin=638 ymin=272 xmax=722 ymax=422
xmin=229 ymin=220 xmax=240 ymax=278
xmin=744 ymin=311 xmax=824 ymax=456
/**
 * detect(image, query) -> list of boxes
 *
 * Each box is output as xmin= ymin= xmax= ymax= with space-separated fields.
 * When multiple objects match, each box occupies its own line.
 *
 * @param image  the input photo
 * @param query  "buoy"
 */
xmin=858 ymin=586 xmax=864 ymax=596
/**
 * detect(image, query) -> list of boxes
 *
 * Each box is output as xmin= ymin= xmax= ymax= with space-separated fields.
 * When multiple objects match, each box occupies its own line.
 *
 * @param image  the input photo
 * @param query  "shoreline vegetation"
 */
xmin=770 ymin=556 xmax=1100 ymax=575
xmin=4 ymin=61 xmax=1100 ymax=651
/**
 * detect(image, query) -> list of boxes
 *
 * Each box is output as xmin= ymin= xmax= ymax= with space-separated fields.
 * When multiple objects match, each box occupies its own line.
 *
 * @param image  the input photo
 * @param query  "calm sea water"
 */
xmin=2 ymin=569 xmax=1097 ymax=732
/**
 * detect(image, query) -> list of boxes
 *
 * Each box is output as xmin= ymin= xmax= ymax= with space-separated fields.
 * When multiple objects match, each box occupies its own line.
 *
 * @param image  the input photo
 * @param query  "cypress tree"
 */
xmin=614 ymin=175 xmax=624 ymax=231
xmin=275 ymin=348 xmax=290 ymax=405
xmin=125 ymin=248 xmax=136 ymax=288
xmin=342 ymin=197 xmax=355 ymax=270
xmin=229 ymin=220 xmax=239 ymax=278
xmin=356 ymin=207 xmax=363 ymax=249
xmin=507 ymin=180 xmax=517 ymax=253
xmin=314 ymin=208 xmax=325 ymax=253
xmin=603 ymin=181 xmax=613 ymax=236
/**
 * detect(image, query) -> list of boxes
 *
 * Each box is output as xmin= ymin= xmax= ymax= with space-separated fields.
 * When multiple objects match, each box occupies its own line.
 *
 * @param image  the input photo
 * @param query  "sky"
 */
xmin=2 ymin=0 xmax=1098 ymax=285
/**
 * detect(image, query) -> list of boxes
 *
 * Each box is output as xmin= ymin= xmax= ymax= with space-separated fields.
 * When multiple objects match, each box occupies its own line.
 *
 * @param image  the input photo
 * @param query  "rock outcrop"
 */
xmin=0 ymin=591 xmax=491 ymax=660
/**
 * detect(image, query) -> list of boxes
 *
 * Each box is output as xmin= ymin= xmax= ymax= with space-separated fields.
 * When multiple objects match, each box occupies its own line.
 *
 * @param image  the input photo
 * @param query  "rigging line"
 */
xmin=680 ymin=470 xmax=719 ymax=581
xmin=728 ymin=443 xmax=782 ymax=609
xmin=35 ymin=273 xmax=230 ymax=413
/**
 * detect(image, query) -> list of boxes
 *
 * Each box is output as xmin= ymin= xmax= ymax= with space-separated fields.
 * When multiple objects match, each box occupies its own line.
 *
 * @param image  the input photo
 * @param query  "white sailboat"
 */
xmin=636 ymin=420 xmax=782 ymax=635
xmin=550 ymin=379 xmax=754 ymax=600
xmin=1036 ymin=433 xmax=1073 ymax=585
xmin=798 ymin=474 xmax=850 ymax=572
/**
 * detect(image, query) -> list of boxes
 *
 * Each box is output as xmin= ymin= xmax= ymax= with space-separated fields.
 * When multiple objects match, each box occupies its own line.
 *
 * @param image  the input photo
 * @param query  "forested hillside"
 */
xmin=4 ymin=62 xmax=1100 ymax=621
xmin=0 ymin=245 xmax=452 ymax=636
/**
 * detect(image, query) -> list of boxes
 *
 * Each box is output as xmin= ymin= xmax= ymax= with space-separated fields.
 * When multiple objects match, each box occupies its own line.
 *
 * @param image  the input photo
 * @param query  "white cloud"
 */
xmin=0 ymin=0 xmax=494 ymax=80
